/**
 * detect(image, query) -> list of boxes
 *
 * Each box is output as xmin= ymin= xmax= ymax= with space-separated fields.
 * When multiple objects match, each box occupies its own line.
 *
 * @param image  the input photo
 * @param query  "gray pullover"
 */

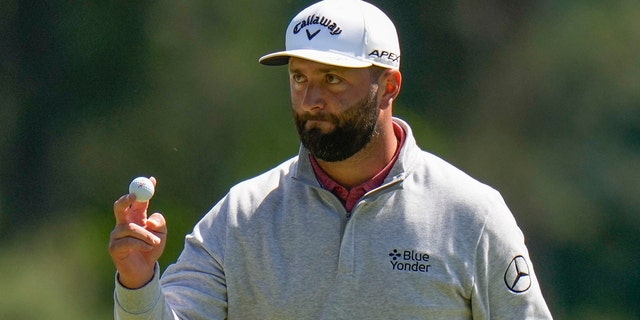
xmin=115 ymin=118 xmax=552 ymax=319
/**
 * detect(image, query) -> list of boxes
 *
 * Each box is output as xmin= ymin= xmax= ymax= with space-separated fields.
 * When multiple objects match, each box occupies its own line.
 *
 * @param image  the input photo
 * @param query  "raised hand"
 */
xmin=109 ymin=177 xmax=167 ymax=289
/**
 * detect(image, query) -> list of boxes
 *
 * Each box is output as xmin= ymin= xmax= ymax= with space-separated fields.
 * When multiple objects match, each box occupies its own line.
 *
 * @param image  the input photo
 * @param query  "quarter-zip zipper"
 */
xmin=337 ymin=178 xmax=404 ymax=275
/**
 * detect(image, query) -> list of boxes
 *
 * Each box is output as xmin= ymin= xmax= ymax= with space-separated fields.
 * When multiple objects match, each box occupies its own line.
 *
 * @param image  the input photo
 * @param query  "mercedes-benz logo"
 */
xmin=504 ymin=255 xmax=531 ymax=293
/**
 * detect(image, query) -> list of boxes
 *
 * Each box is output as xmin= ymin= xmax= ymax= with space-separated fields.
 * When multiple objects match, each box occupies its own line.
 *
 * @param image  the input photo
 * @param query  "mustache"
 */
xmin=295 ymin=112 xmax=339 ymax=124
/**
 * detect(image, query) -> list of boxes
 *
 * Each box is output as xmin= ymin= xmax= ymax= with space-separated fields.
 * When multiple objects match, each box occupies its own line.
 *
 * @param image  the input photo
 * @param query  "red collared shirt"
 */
xmin=310 ymin=122 xmax=406 ymax=212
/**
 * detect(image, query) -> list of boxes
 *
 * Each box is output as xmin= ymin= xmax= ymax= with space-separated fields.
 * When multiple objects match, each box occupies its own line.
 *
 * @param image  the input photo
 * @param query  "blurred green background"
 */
xmin=1 ymin=0 xmax=638 ymax=319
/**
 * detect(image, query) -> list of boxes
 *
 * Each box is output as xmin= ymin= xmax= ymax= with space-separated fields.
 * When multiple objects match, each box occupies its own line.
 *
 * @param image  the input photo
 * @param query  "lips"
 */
xmin=299 ymin=113 xmax=336 ymax=130
xmin=304 ymin=120 xmax=334 ymax=133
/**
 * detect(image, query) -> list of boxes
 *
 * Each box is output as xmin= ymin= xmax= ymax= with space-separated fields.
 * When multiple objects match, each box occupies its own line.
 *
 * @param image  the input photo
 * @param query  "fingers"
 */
xmin=113 ymin=194 xmax=147 ymax=226
xmin=113 ymin=194 xmax=149 ymax=226
xmin=129 ymin=198 xmax=150 ymax=216
xmin=110 ymin=212 xmax=167 ymax=254
xmin=113 ymin=194 xmax=135 ymax=225
xmin=111 ymin=222 xmax=161 ymax=248
xmin=146 ymin=212 xmax=167 ymax=235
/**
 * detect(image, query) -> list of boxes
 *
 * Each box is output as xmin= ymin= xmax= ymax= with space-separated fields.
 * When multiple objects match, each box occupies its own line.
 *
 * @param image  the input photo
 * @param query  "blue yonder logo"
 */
xmin=389 ymin=249 xmax=432 ymax=273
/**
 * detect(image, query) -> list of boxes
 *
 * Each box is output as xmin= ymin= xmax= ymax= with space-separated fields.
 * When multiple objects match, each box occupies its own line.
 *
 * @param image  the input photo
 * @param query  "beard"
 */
xmin=294 ymin=88 xmax=380 ymax=162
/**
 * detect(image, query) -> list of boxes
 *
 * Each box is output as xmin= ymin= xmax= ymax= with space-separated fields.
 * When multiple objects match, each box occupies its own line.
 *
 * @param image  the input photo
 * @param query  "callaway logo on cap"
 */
xmin=259 ymin=0 xmax=401 ymax=69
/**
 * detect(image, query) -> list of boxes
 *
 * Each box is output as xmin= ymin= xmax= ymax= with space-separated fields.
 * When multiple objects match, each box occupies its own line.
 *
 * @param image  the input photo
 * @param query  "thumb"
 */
xmin=146 ymin=212 xmax=167 ymax=234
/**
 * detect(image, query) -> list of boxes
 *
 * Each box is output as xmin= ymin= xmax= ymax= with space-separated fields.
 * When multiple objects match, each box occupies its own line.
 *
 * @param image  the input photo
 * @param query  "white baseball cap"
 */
xmin=259 ymin=0 xmax=400 ymax=69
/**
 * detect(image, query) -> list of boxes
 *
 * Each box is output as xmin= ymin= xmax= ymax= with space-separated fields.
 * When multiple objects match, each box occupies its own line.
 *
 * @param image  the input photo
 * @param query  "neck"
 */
xmin=314 ymin=118 xmax=397 ymax=189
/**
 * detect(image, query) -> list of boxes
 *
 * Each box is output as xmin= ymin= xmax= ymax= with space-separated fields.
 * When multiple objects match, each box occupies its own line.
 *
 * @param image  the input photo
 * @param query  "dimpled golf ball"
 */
xmin=128 ymin=177 xmax=155 ymax=202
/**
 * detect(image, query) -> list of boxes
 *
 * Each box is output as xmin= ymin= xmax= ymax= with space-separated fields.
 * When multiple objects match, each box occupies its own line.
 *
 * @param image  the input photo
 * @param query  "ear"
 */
xmin=378 ymin=69 xmax=402 ymax=110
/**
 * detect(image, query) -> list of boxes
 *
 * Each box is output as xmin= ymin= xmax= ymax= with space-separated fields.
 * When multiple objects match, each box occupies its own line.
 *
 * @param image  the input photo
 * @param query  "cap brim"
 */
xmin=259 ymin=49 xmax=372 ymax=68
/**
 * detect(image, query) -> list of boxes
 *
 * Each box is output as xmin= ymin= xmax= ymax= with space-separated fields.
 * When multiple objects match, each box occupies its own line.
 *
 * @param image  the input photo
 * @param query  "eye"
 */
xmin=291 ymin=73 xmax=306 ymax=83
xmin=325 ymin=74 xmax=342 ymax=84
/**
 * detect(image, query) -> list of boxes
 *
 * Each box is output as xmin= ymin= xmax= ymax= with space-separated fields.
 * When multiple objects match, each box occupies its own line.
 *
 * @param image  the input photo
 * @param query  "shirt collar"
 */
xmin=310 ymin=122 xmax=406 ymax=211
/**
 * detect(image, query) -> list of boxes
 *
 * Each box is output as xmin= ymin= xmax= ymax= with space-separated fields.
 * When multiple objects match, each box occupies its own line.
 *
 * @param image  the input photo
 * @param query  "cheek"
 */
xmin=289 ymin=81 xmax=308 ymax=101
xmin=289 ymin=86 xmax=300 ymax=108
xmin=290 ymin=92 xmax=304 ymax=111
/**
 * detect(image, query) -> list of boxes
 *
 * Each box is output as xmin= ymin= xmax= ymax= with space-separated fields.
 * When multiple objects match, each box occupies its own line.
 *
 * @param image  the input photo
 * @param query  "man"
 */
xmin=109 ymin=0 xmax=553 ymax=319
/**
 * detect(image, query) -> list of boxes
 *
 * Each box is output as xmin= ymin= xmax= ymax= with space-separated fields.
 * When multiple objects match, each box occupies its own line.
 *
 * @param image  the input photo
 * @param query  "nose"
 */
xmin=300 ymin=82 xmax=325 ymax=112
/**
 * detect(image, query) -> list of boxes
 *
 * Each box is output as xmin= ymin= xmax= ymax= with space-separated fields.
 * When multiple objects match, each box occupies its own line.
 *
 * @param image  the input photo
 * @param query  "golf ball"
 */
xmin=129 ymin=177 xmax=155 ymax=202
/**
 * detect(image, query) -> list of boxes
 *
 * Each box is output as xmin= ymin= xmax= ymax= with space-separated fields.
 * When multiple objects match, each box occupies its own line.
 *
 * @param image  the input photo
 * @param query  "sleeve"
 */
xmin=158 ymin=221 xmax=229 ymax=320
xmin=470 ymin=191 xmax=553 ymax=320
xmin=114 ymin=263 xmax=180 ymax=320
